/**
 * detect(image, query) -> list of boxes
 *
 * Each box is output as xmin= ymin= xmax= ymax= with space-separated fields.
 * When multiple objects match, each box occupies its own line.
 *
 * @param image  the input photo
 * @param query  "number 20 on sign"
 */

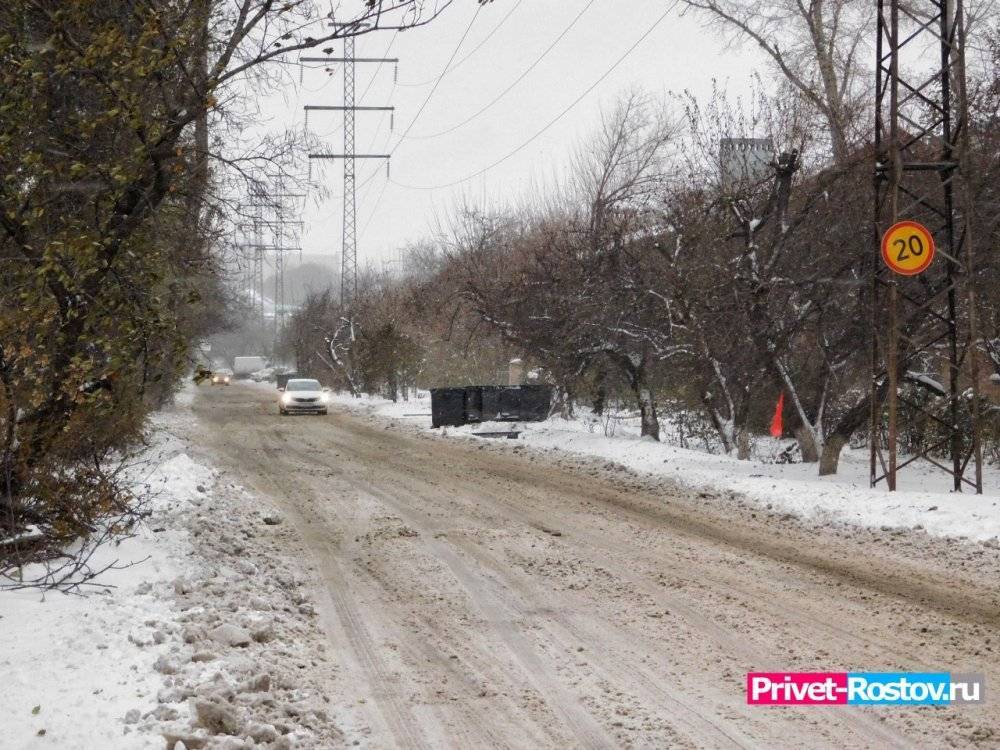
xmin=881 ymin=220 xmax=936 ymax=276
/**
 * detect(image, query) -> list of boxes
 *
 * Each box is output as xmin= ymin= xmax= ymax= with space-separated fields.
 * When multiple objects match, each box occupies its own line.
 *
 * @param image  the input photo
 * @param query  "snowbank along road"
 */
xmin=188 ymin=384 xmax=1000 ymax=748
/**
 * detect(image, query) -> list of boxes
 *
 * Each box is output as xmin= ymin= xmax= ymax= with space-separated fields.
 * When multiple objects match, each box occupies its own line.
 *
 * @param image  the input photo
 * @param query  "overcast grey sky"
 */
xmin=255 ymin=0 xmax=763 ymax=270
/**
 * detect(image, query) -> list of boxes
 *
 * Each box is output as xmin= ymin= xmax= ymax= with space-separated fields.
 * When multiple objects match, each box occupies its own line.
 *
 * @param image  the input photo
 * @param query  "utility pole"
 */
xmin=303 ymin=44 xmax=396 ymax=310
xmin=869 ymin=0 xmax=983 ymax=493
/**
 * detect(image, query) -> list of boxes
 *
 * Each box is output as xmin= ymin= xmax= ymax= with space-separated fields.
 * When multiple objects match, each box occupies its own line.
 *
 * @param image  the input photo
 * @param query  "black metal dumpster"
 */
xmin=430 ymin=387 xmax=468 ymax=427
xmin=508 ymin=385 xmax=553 ymax=421
xmin=430 ymin=385 xmax=553 ymax=427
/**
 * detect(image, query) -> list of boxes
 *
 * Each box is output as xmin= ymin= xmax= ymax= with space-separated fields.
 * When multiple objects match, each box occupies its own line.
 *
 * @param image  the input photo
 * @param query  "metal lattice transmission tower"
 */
xmin=304 ymin=44 xmax=396 ymax=310
xmin=266 ymin=173 xmax=305 ymax=354
xmin=240 ymin=176 xmax=303 ymax=352
xmin=271 ymin=174 xmax=288 ymax=353
xmin=870 ymin=0 xmax=983 ymax=492
xmin=248 ymin=183 xmax=267 ymax=326
xmin=342 ymin=36 xmax=357 ymax=308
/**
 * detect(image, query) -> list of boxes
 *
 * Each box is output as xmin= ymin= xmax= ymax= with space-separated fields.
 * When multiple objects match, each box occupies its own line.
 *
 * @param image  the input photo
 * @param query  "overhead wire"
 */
xmin=358 ymin=30 xmax=400 ymax=103
xmin=391 ymin=0 xmax=680 ymax=192
xmin=403 ymin=0 xmax=602 ymax=141
xmin=390 ymin=5 xmax=483 ymax=151
xmin=395 ymin=0 xmax=526 ymax=87
xmin=356 ymin=5 xmax=483 ymax=241
xmin=310 ymin=165 xmax=383 ymax=202
xmin=351 ymin=32 xmax=402 ymax=237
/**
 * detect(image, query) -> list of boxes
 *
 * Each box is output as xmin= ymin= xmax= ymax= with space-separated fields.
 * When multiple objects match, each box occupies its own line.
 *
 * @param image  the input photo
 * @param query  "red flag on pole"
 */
xmin=770 ymin=393 xmax=784 ymax=438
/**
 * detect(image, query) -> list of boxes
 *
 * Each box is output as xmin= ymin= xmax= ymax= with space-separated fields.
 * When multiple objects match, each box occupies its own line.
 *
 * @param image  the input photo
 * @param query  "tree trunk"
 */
xmin=560 ymin=387 xmax=575 ymax=419
xmin=608 ymin=351 xmax=660 ymax=440
xmin=184 ymin=0 xmax=211 ymax=233
xmin=636 ymin=384 xmax=660 ymax=441
xmin=703 ymin=398 xmax=734 ymax=454
xmin=819 ymin=434 xmax=849 ymax=475
xmin=818 ymin=390 xmax=876 ymax=475
xmin=592 ymin=368 xmax=607 ymax=416
xmin=736 ymin=430 xmax=751 ymax=460
xmin=794 ymin=425 xmax=820 ymax=463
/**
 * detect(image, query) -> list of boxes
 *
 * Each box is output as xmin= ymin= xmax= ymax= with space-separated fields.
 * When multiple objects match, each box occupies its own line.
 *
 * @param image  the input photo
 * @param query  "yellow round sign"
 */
xmin=881 ymin=220 xmax=935 ymax=276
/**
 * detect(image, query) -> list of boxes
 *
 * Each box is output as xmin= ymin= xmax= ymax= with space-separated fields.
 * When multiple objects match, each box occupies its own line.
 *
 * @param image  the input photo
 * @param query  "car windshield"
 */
xmin=286 ymin=380 xmax=321 ymax=391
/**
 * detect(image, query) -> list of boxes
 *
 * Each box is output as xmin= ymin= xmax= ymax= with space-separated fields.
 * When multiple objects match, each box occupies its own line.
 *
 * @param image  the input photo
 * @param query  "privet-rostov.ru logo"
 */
xmin=746 ymin=672 xmax=985 ymax=705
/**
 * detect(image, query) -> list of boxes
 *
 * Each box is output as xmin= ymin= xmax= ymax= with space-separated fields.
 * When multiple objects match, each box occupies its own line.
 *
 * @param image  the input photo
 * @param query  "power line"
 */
xmin=353 ymin=5 xmax=482 ymax=241
xmin=391 ymin=1 xmax=679 ymax=192
xmin=358 ymin=31 xmax=400 ymax=103
xmin=403 ymin=0 xmax=602 ymax=141
xmin=359 ymin=50 xmax=400 ymax=156
xmin=310 ymin=164 xmax=382 ymax=201
xmin=358 ymin=178 xmax=390 ymax=240
xmin=390 ymin=5 xmax=482 ymax=151
xmin=395 ymin=0 xmax=526 ymax=87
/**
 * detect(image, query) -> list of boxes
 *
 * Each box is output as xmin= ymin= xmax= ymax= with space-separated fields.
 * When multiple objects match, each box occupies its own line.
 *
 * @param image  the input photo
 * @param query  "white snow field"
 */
xmin=327 ymin=390 xmax=1000 ymax=543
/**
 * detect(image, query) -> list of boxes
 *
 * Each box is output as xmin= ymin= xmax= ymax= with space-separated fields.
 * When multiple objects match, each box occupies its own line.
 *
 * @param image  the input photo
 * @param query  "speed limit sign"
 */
xmin=881 ymin=220 xmax=936 ymax=276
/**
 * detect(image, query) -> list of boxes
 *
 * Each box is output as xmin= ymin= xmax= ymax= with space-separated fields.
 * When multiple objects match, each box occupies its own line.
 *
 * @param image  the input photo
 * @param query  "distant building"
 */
xmin=719 ymin=137 xmax=774 ymax=188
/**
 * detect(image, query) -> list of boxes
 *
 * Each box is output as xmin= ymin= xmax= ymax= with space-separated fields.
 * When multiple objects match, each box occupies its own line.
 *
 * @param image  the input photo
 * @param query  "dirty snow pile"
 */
xmin=328 ymin=390 xmax=1000 ymax=543
xmin=1 ymin=401 xmax=343 ymax=749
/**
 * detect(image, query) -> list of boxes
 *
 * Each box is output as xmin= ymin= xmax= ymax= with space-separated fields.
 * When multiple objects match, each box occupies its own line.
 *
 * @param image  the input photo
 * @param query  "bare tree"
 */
xmin=682 ymin=0 xmax=871 ymax=164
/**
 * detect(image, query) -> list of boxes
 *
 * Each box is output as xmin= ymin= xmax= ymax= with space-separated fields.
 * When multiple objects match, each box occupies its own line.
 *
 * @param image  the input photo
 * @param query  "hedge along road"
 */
xmin=188 ymin=383 xmax=1000 ymax=749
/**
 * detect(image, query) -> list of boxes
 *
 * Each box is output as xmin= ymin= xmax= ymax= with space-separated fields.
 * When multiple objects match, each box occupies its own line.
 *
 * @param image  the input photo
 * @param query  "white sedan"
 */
xmin=279 ymin=378 xmax=331 ymax=416
xmin=211 ymin=368 xmax=232 ymax=385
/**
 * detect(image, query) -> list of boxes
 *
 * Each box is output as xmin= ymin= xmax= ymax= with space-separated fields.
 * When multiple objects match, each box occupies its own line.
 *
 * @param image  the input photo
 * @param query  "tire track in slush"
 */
xmin=243 ymin=436 xmax=432 ymax=750
xmin=251 ymin=414 xmax=617 ymax=747
xmin=201 ymin=407 xmax=577 ymax=748
xmin=320 ymin=457 xmax=753 ymax=748
xmin=312 ymin=439 xmax=913 ymax=750
xmin=192 ymin=388 xmax=992 ymax=748
xmin=306 ymin=414 xmax=918 ymax=749
xmin=329 ymin=457 xmax=617 ymax=748
xmin=330 ymin=426 xmax=976 ymax=672
xmin=282 ymin=423 xmax=765 ymax=747
xmin=252 ymin=430 xmax=574 ymax=750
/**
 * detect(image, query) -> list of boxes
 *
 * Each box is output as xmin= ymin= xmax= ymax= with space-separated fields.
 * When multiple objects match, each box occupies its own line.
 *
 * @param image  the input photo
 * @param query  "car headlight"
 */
xmin=320 ymin=392 xmax=330 ymax=403
xmin=281 ymin=393 xmax=292 ymax=404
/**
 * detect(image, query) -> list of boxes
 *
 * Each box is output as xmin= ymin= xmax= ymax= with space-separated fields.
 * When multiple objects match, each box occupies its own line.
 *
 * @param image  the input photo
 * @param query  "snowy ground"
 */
xmin=327 ymin=390 xmax=1000 ymax=543
xmin=1 ymin=386 xmax=342 ymax=750
xmin=4 ymin=382 xmax=997 ymax=748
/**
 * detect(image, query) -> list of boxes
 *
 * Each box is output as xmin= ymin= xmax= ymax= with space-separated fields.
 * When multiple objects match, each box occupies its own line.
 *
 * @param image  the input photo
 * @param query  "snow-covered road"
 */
xmin=185 ymin=384 xmax=1000 ymax=748
xmin=4 ymin=383 xmax=1000 ymax=748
